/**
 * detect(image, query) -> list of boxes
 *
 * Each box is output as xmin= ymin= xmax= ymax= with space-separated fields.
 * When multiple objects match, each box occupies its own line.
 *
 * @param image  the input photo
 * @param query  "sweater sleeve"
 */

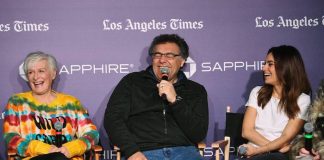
xmin=170 ymin=83 xmax=209 ymax=143
xmin=296 ymin=93 xmax=311 ymax=120
xmin=3 ymin=96 xmax=51 ymax=157
xmin=104 ymin=75 xmax=140 ymax=158
xmin=27 ymin=140 xmax=52 ymax=157
xmin=63 ymin=99 xmax=99 ymax=158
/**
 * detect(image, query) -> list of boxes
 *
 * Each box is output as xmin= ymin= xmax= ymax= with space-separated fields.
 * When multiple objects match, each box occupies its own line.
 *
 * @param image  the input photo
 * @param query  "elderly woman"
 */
xmin=3 ymin=51 xmax=99 ymax=160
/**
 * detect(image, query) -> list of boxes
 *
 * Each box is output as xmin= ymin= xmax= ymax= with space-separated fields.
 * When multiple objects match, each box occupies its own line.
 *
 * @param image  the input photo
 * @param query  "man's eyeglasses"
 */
xmin=152 ymin=52 xmax=181 ymax=59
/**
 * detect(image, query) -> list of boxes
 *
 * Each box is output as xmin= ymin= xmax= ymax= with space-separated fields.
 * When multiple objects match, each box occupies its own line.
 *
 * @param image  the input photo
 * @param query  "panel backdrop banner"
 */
xmin=1 ymin=0 xmax=323 ymax=159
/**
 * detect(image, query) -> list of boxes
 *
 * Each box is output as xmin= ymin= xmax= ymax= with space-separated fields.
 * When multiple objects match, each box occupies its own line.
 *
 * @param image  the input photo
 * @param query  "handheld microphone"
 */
xmin=54 ymin=121 xmax=63 ymax=147
xmin=303 ymin=122 xmax=313 ymax=153
xmin=160 ymin=67 xmax=169 ymax=80
xmin=238 ymin=145 xmax=247 ymax=155
xmin=160 ymin=67 xmax=169 ymax=100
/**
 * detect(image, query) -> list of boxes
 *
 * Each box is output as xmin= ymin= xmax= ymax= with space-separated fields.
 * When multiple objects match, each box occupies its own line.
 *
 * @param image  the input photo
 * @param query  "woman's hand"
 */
xmin=59 ymin=146 xmax=71 ymax=158
xmin=242 ymin=144 xmax=258 ymax=158
xmin=48 ymin=145 xmax=60 ymax=153
xmin=48 ymin=145 xmax=70 ymax=158
xmin=278 ymin=144 xmax=290 ymax=153
xmin=299 ymin=148 xmax=320 ymax=160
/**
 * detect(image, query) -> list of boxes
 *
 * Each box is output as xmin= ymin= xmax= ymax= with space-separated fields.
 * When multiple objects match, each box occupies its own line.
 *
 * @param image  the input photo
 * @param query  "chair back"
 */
xmin=225 ymin=112 xmax=248 ymax=155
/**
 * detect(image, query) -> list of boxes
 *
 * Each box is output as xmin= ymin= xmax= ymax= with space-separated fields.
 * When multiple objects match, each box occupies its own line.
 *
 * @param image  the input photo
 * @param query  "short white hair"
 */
xmin=23 ymin=51 xmax=57 ymax=74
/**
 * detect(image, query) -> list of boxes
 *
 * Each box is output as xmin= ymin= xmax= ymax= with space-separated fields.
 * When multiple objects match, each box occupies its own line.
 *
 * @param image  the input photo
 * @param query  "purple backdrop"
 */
xmin=1 ymin=0 xmax=324 ymax=159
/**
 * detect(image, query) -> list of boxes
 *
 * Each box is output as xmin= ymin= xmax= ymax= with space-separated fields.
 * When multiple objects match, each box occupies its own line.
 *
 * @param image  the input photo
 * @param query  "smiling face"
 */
xmin=262 ymin=53 xmax=281 ymax=87
xmin=26 ymin=59 xmax=56 ymax=96
xmin=152 ymin=42 xmax=185 ymax=83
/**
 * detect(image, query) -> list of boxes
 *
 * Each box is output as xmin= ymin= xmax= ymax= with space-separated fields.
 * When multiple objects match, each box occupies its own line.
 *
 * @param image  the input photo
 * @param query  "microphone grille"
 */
xmin=304 ymin=122 xmax=314 ymax=133
xmin=238 ymin=146 xmax=247 ymax=155
xmin=160 ymin=67 xmax=169 ymax=74
xmin=54 ymin=121 xmax=63 ymax=131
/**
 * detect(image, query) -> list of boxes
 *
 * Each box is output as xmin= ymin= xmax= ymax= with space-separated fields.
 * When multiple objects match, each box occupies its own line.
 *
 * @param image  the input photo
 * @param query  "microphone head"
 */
xmin=54 ymin=121 xmax=63 ymax=131
xmin=304 ymin=122 xmax=314 ymax=133
xmin=238 ymin=146 xmax=247 ymax=155
xmin=160 ymin=67 xmax=169 ymax=80
xmin=160 ymin=67 xmax=169 ymax=74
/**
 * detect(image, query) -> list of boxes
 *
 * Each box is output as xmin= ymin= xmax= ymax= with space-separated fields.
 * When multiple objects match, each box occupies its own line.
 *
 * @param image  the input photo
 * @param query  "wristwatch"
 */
xmin=170 ymin=95 xmax=183 ymax=105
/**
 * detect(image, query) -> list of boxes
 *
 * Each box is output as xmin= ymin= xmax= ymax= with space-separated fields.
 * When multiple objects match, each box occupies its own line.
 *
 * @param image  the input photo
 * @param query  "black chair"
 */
xmin=225 ymin=112 xmax=248 ymax=158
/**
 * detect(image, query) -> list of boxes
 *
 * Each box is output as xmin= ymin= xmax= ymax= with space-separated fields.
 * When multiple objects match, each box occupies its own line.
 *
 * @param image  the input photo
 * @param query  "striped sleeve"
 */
xmin=62 ymin=99 xmax=99 ymax=158
xmin=3 ymin=96 xmax=29 ymax=157
xmin=3 ymin=96 xmax=52 ymax=157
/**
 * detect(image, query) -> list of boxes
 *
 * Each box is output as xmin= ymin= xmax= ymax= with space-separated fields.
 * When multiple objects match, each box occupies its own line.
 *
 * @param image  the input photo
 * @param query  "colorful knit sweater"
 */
xmin=3 ymin=91 xmax=99 ymax=160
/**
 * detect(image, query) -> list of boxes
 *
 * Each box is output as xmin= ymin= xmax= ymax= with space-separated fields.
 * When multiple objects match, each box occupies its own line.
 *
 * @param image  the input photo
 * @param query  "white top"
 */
xmin=245 ymin=86 xmax=310 ymax=146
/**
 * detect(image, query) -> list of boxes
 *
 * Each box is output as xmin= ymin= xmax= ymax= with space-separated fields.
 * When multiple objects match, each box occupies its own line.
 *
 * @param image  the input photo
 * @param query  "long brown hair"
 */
xmin=258 ymin=45 xmax=312 ymax=119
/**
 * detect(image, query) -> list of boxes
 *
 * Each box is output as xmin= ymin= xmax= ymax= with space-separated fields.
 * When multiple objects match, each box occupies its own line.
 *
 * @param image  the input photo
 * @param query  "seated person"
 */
xmin=240 ymin=45 xmax=312 ymax=160
xmin=104 ymin=34 xmax=208 ymax=160
xmin=290 ymin=80 xmax=324 ymax=160
xmin=3 ymin=51 xmax=99 ymax=160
